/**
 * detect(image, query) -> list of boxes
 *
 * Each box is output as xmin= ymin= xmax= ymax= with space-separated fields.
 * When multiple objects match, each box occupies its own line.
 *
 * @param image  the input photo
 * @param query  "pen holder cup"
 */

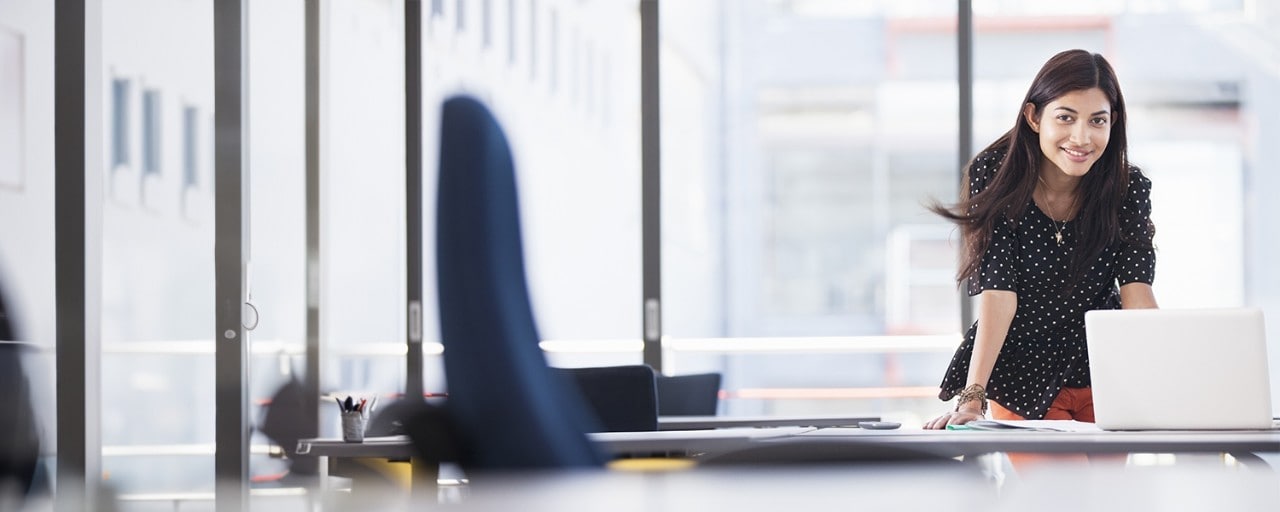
xmin=341 ymin=411 xmax=367 ymax=443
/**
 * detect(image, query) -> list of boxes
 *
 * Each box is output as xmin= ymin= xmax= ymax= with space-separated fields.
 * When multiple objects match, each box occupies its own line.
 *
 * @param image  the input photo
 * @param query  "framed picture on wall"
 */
xmin=0 ymin=27 xmax=23 ymax=190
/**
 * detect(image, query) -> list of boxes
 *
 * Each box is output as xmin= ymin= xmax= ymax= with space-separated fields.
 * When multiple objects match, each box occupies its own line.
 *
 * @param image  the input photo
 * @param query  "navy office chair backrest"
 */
xmin=435 ymin=95 xmax=604 ymax=470
xmin=656 ymin=372 xmax=722 ymax=416
xmin=553 ymin=365 xmax=659 ymax=432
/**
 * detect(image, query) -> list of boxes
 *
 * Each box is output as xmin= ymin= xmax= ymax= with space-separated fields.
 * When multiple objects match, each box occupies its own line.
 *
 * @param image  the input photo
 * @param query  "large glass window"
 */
xmin=12 ymin=1 xmax=1279 ymax=503
xmin=246 ymin=0 xmax=309 ymax=491
xmin=320 ymin=0 xmax=411 ymax=405
xmin=661 ymin=0 xmax=961 ymax=419
xmin=99 ymin=0 xmax=217 ymax=496
xmin=420 ymin=0 xmax=643 ymax=368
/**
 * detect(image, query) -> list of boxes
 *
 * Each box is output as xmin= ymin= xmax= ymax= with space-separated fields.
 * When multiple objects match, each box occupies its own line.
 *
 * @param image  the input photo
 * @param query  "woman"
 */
xmin=924 ymin=49 xmax=1158 ymax=429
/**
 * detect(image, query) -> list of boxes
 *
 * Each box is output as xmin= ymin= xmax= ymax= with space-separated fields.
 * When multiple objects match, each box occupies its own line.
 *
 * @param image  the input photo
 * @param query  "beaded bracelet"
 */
xmin=955 ymin=383 xmax=988 ymax=414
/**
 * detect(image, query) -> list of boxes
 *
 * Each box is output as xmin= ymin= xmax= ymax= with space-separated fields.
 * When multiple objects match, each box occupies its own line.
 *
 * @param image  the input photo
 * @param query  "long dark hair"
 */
xmin=931 ymin=49 xmax=1138 ymax=291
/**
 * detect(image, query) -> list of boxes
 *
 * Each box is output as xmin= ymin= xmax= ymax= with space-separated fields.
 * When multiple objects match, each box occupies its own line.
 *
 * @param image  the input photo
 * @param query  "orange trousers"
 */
xmin=990 ymin=386 xmax=1094 ymax=422
xmin=989 ymin=387 xmax=1117 ymax=471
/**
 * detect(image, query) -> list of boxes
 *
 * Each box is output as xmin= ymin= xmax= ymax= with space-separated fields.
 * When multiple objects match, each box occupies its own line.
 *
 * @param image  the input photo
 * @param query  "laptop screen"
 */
xmin=1084 ymin=308 xmax=1273 ymax=430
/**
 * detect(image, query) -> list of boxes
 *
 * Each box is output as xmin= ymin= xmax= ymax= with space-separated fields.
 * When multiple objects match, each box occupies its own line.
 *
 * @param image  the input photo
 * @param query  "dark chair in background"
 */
xmin=0 ymin=278 xmax=42 ymax=501
xmin=656 ymin=372 xmax=722 ymax=416
xmin=553 ymin=365 xmax=659 ymax=432
xmin=256 ymin=376 xmax=319 ymax=479
xmin=429 ymin=95 xmax=605 ymax=470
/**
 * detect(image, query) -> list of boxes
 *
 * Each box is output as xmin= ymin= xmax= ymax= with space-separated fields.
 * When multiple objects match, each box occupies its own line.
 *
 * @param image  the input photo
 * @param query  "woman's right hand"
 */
xmin=923 ymin=408 xmax=984 ymax=430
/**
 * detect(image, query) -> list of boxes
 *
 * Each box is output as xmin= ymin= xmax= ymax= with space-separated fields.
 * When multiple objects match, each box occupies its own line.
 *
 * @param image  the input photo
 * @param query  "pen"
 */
xmin=335 ymin=397 xmax=344 ymax=411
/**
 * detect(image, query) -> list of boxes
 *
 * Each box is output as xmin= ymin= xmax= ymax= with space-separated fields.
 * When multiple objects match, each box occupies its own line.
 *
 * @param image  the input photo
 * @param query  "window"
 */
xmin=0 ymin=27 xmax=22 ymax=189
xmin=662 ymin=3 xmax=959 ymax=338
xmin=111 ymin=78 xmax=130 ymax=168
xmin=550 ymin=9 xmax=558 ymax=92
xmin=660 ymin=1 xmax=961 ymax=418
xmin=508 ymin=0 xmax=517 ymax=64
xmin=483 ymin=0 xmax=493 ymax=47
xmin=529 ymin=0 xmax=538 ymax=80
xmin=141 ymin=88 xmax=161 ymax=176
xmin=182 ymin=105 xmax=198 ymax=190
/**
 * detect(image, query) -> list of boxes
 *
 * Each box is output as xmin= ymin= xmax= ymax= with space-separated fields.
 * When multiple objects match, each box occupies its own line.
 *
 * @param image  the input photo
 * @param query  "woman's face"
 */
xmin=1024 ymin=87 xmax=1112 ymax=178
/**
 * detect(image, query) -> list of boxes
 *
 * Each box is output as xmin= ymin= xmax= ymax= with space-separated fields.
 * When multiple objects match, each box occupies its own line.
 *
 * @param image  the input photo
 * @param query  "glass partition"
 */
xmin=12 ymin=1 xmax=1278 ymax=504
xmin=660 ymin=0 xmax=961 ymax=421
xmin=418 ymin=0 xmax=644 ymax=371
xmin=246 ymin=0 xmax=309 ymax=490
xmin=99 ymin=0 xmax=217 ymax=497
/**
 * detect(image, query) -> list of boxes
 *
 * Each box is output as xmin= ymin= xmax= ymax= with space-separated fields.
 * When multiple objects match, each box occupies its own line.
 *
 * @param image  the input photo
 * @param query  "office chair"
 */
xmin=656 ymin=372 xmax=722 ymax=416
xmin=553 ymin=365 xmax=659 ymax=432
xmin=256 ymin=376 xmax=319 ymax=478
xmin=432 ymin=95 xmax=605 ymax=470
xmin=0 ymin=279 xmax=41 ymax=499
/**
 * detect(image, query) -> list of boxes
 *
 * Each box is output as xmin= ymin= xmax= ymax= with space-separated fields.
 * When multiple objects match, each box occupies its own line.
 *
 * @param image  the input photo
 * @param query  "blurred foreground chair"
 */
xmin=424 ymin=95 xmax=606 ymax=470
xmin=553 ymin=365 xmax=659 ymax=432
xmin=0 ymin=277 xmax=42 ymax=502
xmin=656 ymin=372 xmax=722 ymax=416
xmin=256 ymin=376 xmax=319 ymax=481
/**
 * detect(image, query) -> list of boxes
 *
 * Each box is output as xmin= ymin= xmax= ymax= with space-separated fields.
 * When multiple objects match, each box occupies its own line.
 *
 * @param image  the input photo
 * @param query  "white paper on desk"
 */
xmin=966 ymin=420 xmax=1101 ymax=432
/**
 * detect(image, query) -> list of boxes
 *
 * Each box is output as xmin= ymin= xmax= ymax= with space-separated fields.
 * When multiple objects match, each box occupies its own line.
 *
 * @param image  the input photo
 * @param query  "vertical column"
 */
xmin=303 ymin=0 xmax=322 ymax=452
xmin=55 ymin=0 xmax=103 ymax=509
xmin=214 ymin=0 xmax=250 ymax=510
xmin=640 ymin=0 xmax=662 ymax=372
xmin=405 ymin=0 xmax=425 ymax=400
xmin=957 ymin=0 xmax=974 ymax=330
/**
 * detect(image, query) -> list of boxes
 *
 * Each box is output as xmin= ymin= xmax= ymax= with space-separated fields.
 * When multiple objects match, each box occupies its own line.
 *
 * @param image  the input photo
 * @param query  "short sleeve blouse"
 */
xmin=938 ymin=149 xmax=1156 ymax=419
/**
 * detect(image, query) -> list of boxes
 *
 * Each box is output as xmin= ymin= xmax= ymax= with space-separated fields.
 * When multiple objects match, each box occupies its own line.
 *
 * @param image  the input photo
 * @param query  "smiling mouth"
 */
xmin=1062 ymin=147 xmax=1091 ymax=162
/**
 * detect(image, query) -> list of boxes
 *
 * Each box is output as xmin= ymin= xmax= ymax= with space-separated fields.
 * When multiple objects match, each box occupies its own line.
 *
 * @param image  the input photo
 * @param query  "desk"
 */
xmin=296 ymin=428 xmax=817 ymax=462
xmin=656 ymin=414 xmax=878 ymax=430
xmin=296 ymin=426 xmax=832 ymax=459
xmin=300 ymin=428 xmax=1280 ymax=461
xmin=446 ymin=463 xmax=1278 ymax=512
xmin=297 ymin=428 xmax=1280 ymax=510
xmin=295 ymin=435 xmax=414 ymax=459
xmin=589 ymin=426 xmax=815 ymax=456
xmin=790 ymin=427 xmax=1280 ymax=458
xmin=295 ymin=435 xmax=436 ymax=507
xmin=589 ymin=426 xmax=1280 ymax=468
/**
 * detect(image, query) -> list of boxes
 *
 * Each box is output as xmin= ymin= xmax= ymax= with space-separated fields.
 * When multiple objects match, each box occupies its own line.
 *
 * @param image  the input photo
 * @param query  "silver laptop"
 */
xmin=1085 ymin=308 xmax=1274 ymax=430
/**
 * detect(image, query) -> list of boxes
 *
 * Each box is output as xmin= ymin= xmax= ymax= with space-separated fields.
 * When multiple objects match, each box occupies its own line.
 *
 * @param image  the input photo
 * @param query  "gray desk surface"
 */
xmin=589 ymin=426 xmax=815 ymax=455
xmin=656 ymin=415 xmax=879 ymax=430
xmin=780 ymin=427 xmax=1280 ymax=458
xmin=296 ymin=428 xmax=817 ymax=459
xmin=594 ymin=426 xmax=1280 ymax=459
xmin=299 ymin=426 xmax=1280 ymax=461
xmin=296 ymin=435 xmax=414 ymax=459
xmin=446 ymin=463 xmax=1279 ymax=512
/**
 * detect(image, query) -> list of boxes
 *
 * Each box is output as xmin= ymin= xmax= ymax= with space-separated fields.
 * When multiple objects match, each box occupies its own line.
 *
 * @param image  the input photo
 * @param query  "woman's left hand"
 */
xmin=923 ymin=408 xmax=983 ymax=430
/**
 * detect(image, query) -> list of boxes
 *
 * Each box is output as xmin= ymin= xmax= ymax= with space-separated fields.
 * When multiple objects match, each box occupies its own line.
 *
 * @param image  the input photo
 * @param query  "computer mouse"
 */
xmin=857 ymin=421 xmax=901 ymax=430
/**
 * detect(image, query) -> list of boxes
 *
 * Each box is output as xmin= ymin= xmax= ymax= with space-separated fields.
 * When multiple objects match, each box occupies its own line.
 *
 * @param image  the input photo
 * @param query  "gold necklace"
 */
xmin=1037 ymin=175 xmax=1071 ymax=246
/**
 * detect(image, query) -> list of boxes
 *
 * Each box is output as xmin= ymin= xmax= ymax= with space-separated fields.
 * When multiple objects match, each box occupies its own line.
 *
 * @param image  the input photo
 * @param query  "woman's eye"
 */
xmin=1091 ymin=117 xmax=1109 ymax=125
xmin=1057 ymin=114 xmax=1073 ymax=122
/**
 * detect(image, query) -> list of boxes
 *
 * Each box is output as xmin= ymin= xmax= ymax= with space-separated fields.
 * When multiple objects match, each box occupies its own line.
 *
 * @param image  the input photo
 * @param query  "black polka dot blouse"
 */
xmin=938 ymin=149 xmax=1156 ymax=420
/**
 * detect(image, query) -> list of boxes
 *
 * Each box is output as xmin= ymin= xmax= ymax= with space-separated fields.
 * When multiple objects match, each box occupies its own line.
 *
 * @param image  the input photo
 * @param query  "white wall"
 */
xmin=0 ymin=1 xmax=55 ymax=347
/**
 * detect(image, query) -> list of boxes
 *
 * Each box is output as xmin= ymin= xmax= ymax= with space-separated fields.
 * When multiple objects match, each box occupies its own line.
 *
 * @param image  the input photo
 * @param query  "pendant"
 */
xmin=1055 ymin=232 xmax=1063 ymax=245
